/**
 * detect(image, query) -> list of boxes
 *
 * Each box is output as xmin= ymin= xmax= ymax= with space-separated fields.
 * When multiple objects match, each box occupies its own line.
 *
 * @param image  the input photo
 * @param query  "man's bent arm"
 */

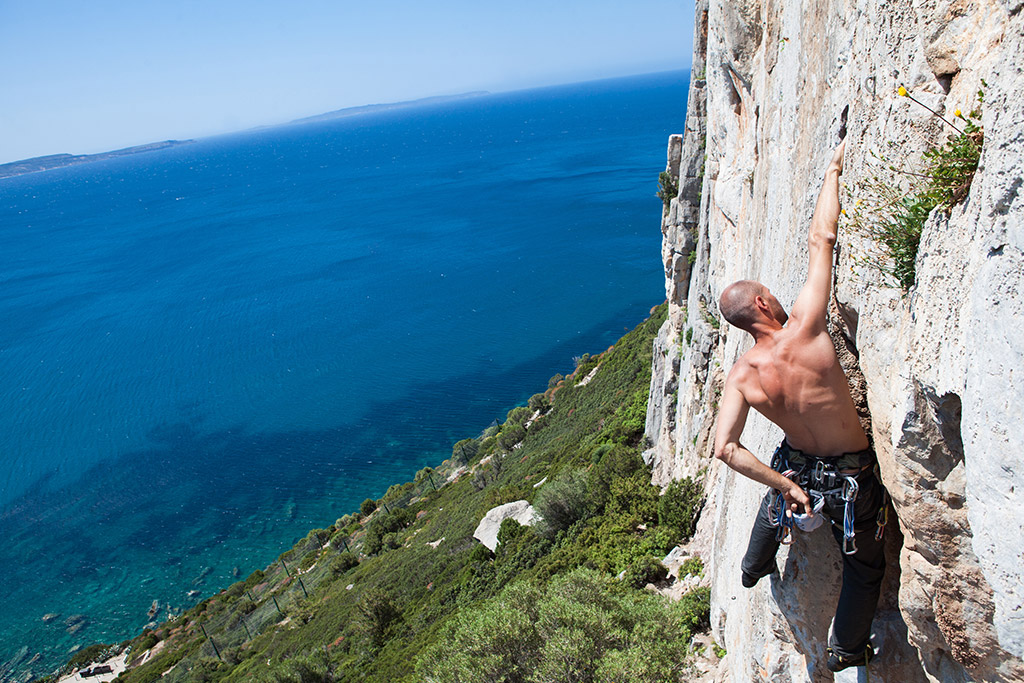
xmin=790 ymin=140 xmax=845 ymax=329
xmin=714 ymin=382 xmax=811 ymax=513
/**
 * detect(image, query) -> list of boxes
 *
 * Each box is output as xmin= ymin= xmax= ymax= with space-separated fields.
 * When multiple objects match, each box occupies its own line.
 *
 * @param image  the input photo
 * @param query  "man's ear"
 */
xmin=754 ymin=295 xmax=770 ymax=315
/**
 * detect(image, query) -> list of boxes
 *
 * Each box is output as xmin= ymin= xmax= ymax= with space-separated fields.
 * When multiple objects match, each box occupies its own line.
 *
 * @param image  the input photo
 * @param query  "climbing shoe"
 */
xmin=826 ymin=644 xmax=873 ymax=672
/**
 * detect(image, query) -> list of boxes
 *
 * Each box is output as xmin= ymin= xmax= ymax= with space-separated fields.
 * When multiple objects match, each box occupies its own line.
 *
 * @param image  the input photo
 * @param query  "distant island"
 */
xmin=0 ymin=92 xmax=491 ymax=181
xmin=0 ymin=140 xmax=195 ymax=180
xmin=288 ymin=91 xmax=489 ymax=125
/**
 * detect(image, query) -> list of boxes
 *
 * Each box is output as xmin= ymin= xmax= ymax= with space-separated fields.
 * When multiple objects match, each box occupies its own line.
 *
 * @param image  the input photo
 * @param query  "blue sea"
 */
xmin=0 ymin=70 xmax=687 ymax=678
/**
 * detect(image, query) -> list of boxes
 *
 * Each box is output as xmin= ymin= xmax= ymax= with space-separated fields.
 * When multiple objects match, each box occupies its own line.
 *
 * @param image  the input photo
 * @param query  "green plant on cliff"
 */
xmin=657 ymin=170 xmax=679 ymax=213
xmin=846 ymin=87 xmax=984 ymax=290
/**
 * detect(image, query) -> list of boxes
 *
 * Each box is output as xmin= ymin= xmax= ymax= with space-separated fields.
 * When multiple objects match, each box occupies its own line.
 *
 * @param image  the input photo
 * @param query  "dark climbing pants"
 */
xmin=740 ymin=464 xmax=887 ymax=658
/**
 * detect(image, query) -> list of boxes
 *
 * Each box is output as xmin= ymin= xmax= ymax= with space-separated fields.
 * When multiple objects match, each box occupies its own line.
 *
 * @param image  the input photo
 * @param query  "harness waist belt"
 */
xmin=775 ymin=440 xmax=875 ymax=473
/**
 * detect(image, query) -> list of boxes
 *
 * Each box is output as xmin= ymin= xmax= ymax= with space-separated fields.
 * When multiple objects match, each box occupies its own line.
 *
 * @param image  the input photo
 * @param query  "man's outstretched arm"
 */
xmin=790 ymin=140 xmax=845 ymax=330
xmin=714 ymin=376 xmax=811 ymax=514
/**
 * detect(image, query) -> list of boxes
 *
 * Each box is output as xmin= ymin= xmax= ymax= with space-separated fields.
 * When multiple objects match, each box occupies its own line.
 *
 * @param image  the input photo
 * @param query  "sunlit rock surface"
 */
xmin=646 ymin=1 xmax=1024 ymax=680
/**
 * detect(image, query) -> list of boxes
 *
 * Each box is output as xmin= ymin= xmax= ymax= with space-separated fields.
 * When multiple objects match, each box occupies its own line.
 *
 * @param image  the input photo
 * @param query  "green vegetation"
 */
xmin=847 ymin=87 xmax=984 ymax=290
xmin=657 ymin=171 xmax=679 ymax=213
xmin=659 ymin=477 xmax=704 ymax=544
xmin=63 ymin=303 xmax=709 ymax=683
xmin=416 ymin=568 xmax=707 ymax=683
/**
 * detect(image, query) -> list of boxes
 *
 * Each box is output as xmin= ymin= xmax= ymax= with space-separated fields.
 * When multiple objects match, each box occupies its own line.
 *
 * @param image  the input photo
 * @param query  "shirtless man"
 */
xmin=713 ymin=139 xmax=887 ymax=673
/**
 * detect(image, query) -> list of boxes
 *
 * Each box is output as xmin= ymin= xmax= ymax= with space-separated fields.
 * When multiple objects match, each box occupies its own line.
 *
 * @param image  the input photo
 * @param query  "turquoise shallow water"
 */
xmin=0 ymin=70 xmax=687 ymax=678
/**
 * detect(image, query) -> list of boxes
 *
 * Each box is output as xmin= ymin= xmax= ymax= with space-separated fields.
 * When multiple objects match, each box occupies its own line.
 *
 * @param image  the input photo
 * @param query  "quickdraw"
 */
xmin=840 ymin=475 xmax=859 ymax=555
xmin=874 ymin=487 xmax=890 ymax=541
xmin=768 ymin=468 xmax=799 ymax=544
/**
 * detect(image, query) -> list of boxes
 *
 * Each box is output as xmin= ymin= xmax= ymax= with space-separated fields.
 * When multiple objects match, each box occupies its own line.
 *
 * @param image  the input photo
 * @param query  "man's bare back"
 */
xmin=713 ymin=140 xmax=866 ymax=513
xmin=729 ymin=317 xmax=868 ymax=457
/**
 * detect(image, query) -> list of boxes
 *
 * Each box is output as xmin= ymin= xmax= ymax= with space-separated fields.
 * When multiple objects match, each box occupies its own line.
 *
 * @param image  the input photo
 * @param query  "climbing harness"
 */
xmin=766 ymin=441 xmax=885 ymax=555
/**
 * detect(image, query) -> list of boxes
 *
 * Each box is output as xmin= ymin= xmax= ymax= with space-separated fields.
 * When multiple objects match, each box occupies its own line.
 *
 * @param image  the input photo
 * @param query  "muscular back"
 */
xmin=732 ymin=322 xmax=868 ymax=457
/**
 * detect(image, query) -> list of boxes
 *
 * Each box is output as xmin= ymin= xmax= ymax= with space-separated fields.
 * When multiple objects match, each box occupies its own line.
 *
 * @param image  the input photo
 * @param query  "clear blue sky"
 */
xmin=0 ymin=1 xmax=695 ymax=164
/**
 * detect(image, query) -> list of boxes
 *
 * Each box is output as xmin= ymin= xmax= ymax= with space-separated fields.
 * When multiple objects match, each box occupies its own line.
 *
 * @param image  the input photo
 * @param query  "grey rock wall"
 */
xmin=646 ymin=1 xmax=1024 ymax=681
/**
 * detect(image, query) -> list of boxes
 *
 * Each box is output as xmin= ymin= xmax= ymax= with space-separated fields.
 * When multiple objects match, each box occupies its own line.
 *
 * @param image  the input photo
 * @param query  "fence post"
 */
xmin=200 ymin=624 xmax=222 ymax=661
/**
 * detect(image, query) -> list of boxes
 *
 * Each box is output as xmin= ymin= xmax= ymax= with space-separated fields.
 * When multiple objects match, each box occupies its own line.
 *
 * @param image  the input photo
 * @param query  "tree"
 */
xmin=360 ymin=498 xmax=377 ymax=516
xmin=528 ymin=392 xmax=550 ymax=412
xmin=354 ymin=588 xmax=402 ymax=649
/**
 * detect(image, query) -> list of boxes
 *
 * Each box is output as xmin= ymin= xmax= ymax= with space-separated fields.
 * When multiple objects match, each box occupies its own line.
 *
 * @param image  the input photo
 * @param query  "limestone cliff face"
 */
xmin=645 ymin=1 xmax=1024 ymax=680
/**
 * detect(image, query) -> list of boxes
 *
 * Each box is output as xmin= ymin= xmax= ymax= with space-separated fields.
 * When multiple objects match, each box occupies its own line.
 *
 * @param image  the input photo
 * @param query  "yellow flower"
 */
xmin=954 ymin=108 xmax=963 ymax=118
xmin=898 ymin=86 xmax=908 ymax=97
xmin=841 ymin=209 xmax=847 ymax=216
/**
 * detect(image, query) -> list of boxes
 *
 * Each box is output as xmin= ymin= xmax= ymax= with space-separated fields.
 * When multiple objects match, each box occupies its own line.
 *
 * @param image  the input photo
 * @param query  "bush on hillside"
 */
xmin=452 ymin=437 xmax=480 ymax=464
xmin=360 ymin=498 xmax=377 ymax=516
xmin=331 ymin=553 xmax=359 ymax=576
xmin=497 ymin=422 xmax=527 ymax=450
xmin=363 ymin=508 xmax=415 ymax=555
xmin=623 ymin=555 xmax=669 ymax=589
xmin=528 ymin=392 xmax=550 ymax=412
xmin=533 ymin=469 xmax=591 ymax=539
xmin=417 ymin=568 xmax=696 ymax=683
xmin=354 ymin=588 xmax=403 ymax=650
xmin=658 ymin=477 xmax=703 ymax=543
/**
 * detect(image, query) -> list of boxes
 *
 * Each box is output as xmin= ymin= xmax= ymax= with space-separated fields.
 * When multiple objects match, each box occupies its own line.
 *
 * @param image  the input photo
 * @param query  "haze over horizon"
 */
xmin=0 ymin=0 xmax=695 ymax=165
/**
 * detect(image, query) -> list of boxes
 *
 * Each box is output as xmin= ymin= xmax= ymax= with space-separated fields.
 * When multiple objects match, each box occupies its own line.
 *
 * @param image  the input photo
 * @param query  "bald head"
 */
xmin=720 ymin=280 xmax=768 ymax=332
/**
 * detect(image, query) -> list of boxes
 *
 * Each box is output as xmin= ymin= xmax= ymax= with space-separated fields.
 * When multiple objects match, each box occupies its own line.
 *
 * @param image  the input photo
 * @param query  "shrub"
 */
xmin=602 ymin=388 xmax=649 ymax=446
xmin=418 ymin=568 xmax=696 ymax=683
xmin=66 ymin=643 xmax=111 ymax=671
xmin=360 ymin=498 xmax=377 ymax=516
xmin=659 ymin=477 xmax=703 ymax=543
xmin=623 ymin=555 xmax=669 ymax=588
xmin=528 ymin=392 xmax=550 ymax=412
xmin=494 ymin=519 xmax=551 ymax=586
xmin=534 ymin=469 xmax=591 ymax=538
xmin=657 ymin=170 xmax=679 ymax=213
xmin=363 ymin=508 xmax=415 ymax=555
xmin=506 ymin=405 xmax=532 ymax=427
xmin=679 ymin=556 xmax=704 ymax=577
xmin=331 ymin=553 xmax=359 ymax=576
xmin=452 ymin=437 xmax=480 ymax=464
xmin=497 ymin=423 xmax=526 ymax=450
xmin=354 ymin=588 xmax=403 ymax=649
xmin=242 ymin=569 xmax=265 ymax=591
xmin=588 ymin=445 xmax=644 ymax=512
xmin=675 ymin=586 xmax=711 ymax=632
xmin=847 ymin=87 xmax=984 ymax=290
xmin=137 ymin=632 xmax=159 ymax=652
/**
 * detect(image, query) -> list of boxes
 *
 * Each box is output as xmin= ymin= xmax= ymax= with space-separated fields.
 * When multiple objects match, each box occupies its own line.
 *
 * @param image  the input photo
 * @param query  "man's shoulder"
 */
xmin=725 ymin=354 xmax=757 ymax=386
